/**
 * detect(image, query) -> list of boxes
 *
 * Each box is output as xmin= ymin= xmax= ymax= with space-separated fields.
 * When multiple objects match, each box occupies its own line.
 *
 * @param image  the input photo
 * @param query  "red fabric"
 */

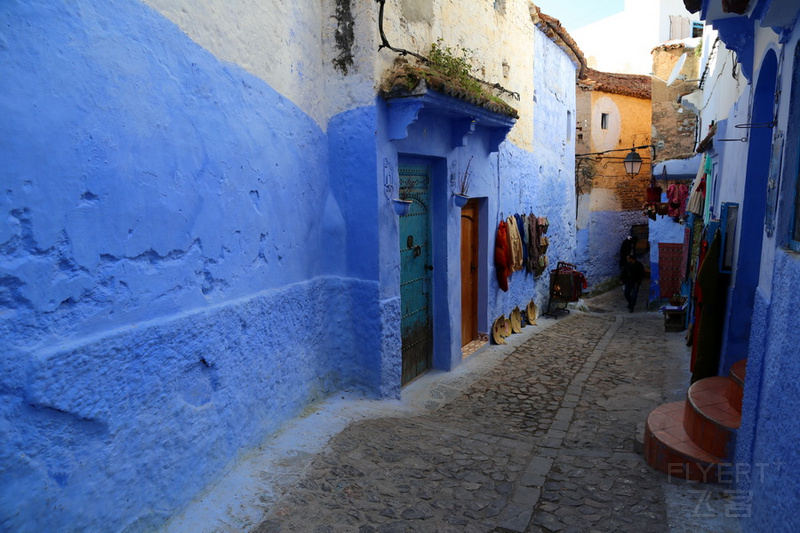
xmin=495 ymin=221 xmax=510 ymax=292
xmin=646 ymin=186 xmax=663 ymax=204
xmin=667 ymin=183 xmax=689 ymax=218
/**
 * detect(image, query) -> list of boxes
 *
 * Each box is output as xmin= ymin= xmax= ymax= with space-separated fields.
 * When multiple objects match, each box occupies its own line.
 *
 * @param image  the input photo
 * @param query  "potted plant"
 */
xmin=453 ymin=156 xmax=472 ymax=208
xmin=392 ymin=187 xmax=412 ymax=216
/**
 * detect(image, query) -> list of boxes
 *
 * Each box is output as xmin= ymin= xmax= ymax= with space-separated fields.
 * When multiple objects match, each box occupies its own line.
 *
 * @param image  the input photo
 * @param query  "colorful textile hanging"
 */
xmin=495 ymin=220 xmax=510 ymax=292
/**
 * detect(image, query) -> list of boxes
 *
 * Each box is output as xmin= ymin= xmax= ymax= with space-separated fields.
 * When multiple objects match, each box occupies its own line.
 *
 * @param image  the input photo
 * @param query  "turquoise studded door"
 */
xmin=399 ymin=165 xmax=432 ymax=385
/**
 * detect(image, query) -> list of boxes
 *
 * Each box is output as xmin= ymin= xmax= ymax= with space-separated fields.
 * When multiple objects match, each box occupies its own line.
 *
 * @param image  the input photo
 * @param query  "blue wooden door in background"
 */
xmin=399 ymin=165 xmax=432 ymax=385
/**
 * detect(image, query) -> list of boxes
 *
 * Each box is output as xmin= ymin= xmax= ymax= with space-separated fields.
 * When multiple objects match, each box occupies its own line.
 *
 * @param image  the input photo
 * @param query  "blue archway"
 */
xmin=722 ymin=49 xmax=778 ymax=369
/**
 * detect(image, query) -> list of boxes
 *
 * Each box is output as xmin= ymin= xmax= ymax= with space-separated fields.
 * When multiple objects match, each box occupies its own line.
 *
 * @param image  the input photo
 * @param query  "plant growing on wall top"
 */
xmin=379 ymin=41 xmax=519 ymax=119
xmin=428 ymin=40 xmax=483 ymax=95
xmin=375 ymin=0 xmax=518 ymax=117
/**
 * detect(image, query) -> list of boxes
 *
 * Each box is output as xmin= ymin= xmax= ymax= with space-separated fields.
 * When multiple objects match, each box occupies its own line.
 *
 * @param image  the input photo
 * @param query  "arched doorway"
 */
xmin=722 ymin=50 xmax=778 ymax=368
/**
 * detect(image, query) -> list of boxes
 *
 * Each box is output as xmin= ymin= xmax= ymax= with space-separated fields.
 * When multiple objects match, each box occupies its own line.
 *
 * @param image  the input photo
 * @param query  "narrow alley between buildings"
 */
xmin=170 ymin=291 xmax=742 ymax=533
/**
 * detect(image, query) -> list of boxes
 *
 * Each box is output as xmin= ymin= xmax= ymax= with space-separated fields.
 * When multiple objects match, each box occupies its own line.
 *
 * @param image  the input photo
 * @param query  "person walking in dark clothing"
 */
xmin=620 ymin=254 xmax=645 ymax=313
xmin=619 ymin=236 xmax=637 ymax=270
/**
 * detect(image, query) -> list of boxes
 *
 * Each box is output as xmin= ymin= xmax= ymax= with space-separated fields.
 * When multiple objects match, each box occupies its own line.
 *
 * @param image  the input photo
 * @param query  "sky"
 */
xmin=532 ymin=0 xmax=624 ymax=32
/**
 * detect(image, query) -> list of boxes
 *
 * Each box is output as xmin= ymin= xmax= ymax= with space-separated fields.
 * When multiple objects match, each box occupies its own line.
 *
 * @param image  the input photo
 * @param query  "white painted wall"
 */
xmin=145 ymin=0 xmax=547 ymax=149
xmin=573 ymin=0 xmax=699 ymax=74
xmin=376 ymin=0 xmax=540 ymax=149
xmin=591 ymin=96 xmax=622 ymax=152
xmin=143 ymin=0 xmax=330 ymax=126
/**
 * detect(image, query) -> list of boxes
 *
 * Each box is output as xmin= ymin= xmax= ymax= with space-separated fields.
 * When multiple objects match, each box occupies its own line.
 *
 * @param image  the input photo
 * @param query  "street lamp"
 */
xmin=623 ymin=149 xmax=643 ymax=177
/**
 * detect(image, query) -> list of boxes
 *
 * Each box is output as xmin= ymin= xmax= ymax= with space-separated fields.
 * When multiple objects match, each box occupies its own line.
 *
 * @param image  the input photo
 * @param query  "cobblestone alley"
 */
xmin=170 ymin=291 xmax=742 ymax=533
xmin=244 ymin=291 xmax=743 ymax=533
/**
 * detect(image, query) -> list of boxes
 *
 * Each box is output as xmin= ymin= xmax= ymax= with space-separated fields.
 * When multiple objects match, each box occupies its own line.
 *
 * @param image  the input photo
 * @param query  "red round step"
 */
xmin=644 ymin=401 xmax=723 ymax=482
xmin=684 ymin=376 xmax=740 ymax=458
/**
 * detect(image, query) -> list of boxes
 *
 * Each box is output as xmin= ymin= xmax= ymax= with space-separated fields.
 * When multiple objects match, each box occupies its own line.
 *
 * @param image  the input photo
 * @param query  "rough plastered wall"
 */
xmin=576 ymin=90 xmax=651 ymax=291
xmin=0 ymin=1 xmax=372 ymax=530
xmin=737 ymin=251 xmax=800 ymax=532
xmin=375 ymin=0 xmax=536 ymax=150
xmin=524 ymin=25 xmax=578 ymax=304
xmin=651 ymin=44 xmax=700 ymax=162
xmin=576 ymin=210 xmax=646 ymax=292
xmin=142 ymin=0 xmax=379 ymax=128
xmin=0 ymin=1 xmax=580 ymax=530
xmin=368 ymin=4 xmax=576 ymax=370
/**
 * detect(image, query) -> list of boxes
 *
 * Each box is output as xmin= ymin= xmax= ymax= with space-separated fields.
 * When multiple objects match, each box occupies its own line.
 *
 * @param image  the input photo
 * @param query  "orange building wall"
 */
xmin=586 ymin=90 xmax=652 ymax=212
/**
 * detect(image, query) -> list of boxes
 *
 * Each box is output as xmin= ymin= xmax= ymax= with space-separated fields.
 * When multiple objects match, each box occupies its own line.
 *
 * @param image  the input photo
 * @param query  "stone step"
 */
xmin=644 ymin=401 xmax=724 ymax=482
xmin=684 ymin=377 xmax=740 ymax=458
xmin=727 ymin=359 xmax=747 ymax=413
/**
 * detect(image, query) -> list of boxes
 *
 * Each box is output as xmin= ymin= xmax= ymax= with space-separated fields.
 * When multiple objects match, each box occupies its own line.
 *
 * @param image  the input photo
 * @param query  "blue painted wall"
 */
xmin=493 ymin=142 xmax=577 ymax=317
xmin=738 ymin=251 xmax=800 ymax=532
xmin=691 ymin=4 xmax=800 ymax=527
xmin=0 ymin=1 xmax=582 ymax=529
xmin=719 ymin=51 xmax=777 ymax=374
xmin=577 ymin=210 xmax=646 ymax=292
xmin=0 ymin=1 xmax=371 ymax=530
xmin=372 ymin=24 xmax=578 ymax=374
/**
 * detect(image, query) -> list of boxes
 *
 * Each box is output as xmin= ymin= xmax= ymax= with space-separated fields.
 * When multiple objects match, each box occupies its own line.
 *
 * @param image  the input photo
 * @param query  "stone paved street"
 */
xmin=167 ymin=291 xmax=741 ymax=533
xmin=248 ymin=291 xmax=742 ymax=532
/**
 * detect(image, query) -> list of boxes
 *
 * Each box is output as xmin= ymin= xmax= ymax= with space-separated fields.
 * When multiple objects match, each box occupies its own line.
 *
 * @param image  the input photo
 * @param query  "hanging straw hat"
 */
xmin=526 ymin=300 xmax=538 ymax=325
xmin=510 ymin=307 xmax=522 ymax=333
xmin=492 ymin=315 xmax=511 ymax=344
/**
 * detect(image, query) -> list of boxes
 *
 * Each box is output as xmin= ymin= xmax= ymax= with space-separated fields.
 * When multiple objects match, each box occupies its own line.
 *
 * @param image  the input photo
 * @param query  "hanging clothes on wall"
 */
xmin=688 ymin=217 xmax=704 ymax=281
xmin=533 ymin=216 xmax=549 ymax=277
xmin=523 ymin=215 xmax=533 ymax=273
xmin=691 ymin=230 xmax=727 ymax=383
xmin=686 ymin=156 xmax=706 ymax=216
xmin=515 ymin=213 xmax=528 ymax=268
xmin=495 ymin=220 xmax=510 ymax=292
xmin=527 ymin=213 xmax=540 ymax=272
xmin=667 ymin=182 xmax=690 ymax=218
xmin=506 ymin=215 xmax=524 ymax=272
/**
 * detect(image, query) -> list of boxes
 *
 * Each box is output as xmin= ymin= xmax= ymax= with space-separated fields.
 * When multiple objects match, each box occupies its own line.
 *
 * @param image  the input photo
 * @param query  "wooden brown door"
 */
xmin=460 ymin=199 xmax=479 ymax=346
xmin=658 ymin=243 xmax=683 ymax=299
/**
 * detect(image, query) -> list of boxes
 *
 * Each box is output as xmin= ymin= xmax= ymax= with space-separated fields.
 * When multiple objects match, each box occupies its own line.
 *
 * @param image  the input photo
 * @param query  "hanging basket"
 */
xmin=453 ymin=193 xmax=469 ymax=208
xmin=392 ymin=199 xmax=412 ymax=216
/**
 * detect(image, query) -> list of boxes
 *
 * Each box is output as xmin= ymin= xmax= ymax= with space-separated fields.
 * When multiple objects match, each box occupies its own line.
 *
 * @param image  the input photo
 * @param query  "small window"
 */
xmin=692 ymin=22 xmax=704 ymax=38
xmin=601 ymin=113 xmax=609 ymax=130
xmin=566 ymin=111 xmax=572 ymax=141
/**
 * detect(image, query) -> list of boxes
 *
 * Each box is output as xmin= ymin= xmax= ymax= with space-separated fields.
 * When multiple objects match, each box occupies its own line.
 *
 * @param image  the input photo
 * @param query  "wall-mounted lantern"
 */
xmin=623 ymin=149 xmax=643 ymax=177
xmin=576 ymin=144 xmax=653 ymax=178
